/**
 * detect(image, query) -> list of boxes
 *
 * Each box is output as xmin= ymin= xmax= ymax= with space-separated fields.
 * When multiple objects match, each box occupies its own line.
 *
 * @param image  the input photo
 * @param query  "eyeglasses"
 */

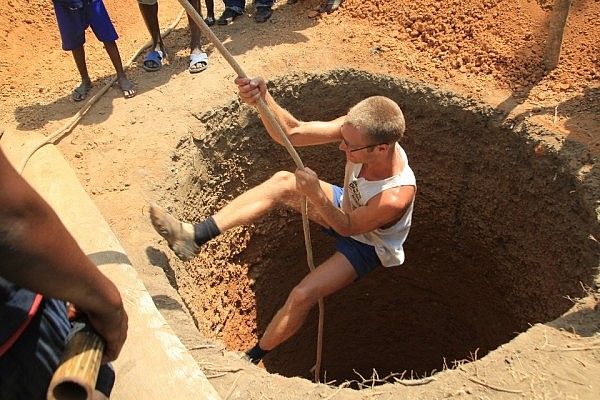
xmin=341 ymin=139 xmax=387 ymax=153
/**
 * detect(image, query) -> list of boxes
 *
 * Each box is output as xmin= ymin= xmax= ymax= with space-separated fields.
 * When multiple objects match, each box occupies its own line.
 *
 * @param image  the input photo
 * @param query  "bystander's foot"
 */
xmin=72 ymin=80 xmax=92 ymax=102
xmin=117 ymin=76 xmax=136 ymax=99
xmin=254 ymin=7 xmax=272 ymax=23
xmin=217 ymin=8 xmax=243 ymax=25
xmin=204 ymin=16 xmax=216 ymax=26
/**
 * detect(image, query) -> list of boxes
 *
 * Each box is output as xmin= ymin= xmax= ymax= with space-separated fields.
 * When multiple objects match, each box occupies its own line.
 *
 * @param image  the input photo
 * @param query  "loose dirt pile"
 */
xmin=2 ymin=0 xmax=599 ymax=117
xmin=338 ymin=0 xmax=598 ymax=90
xmin=2 ymin=1 xmax=598 ymax=152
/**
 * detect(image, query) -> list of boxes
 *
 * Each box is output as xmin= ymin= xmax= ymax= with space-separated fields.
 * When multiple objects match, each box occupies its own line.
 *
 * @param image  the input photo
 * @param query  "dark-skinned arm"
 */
xmin=0 ymin=149 xmax=127 ymax=362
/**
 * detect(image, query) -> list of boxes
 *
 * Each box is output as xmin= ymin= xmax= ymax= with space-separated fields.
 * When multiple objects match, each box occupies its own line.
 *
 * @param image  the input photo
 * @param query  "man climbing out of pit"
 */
xmin=149 ymin=76 xmax=416 ymax=365
xmin=0 ymin=148 xmax=128 ymax=399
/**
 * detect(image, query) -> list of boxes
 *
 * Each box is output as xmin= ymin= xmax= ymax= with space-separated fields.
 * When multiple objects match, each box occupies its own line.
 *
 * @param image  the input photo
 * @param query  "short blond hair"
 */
xmin=345 ymin=96 xmax=405 ymax=144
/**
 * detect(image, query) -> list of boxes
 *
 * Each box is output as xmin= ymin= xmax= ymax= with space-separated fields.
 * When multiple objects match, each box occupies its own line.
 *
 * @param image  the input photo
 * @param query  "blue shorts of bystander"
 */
xmin=53 ymin=0 xmax=118 ymax=51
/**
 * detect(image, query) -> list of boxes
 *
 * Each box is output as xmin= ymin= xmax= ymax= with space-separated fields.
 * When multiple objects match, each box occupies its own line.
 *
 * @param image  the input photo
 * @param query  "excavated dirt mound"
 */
xmin=161 ymin=69 xmax=599 ymax=384
xmin=337 ymin=0 xmax=599 ymax=90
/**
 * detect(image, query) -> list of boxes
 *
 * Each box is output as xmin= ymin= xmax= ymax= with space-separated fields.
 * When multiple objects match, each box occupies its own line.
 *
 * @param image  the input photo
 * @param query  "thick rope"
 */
xmin=174 ymin=0 xmax=325 ymax=381
xmin=14 ymin=10 xmax=186 ymax=174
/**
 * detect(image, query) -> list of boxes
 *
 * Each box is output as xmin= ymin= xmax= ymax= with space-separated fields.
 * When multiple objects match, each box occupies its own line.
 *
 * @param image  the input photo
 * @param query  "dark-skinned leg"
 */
xmin=187 ymin=0 xmax=202 ymax=53
xmin=71 ymin=46 xmax=92 ymax=101
xmin=138 ymin=3 xmax=165 ymax=54
xmin=205 ymin=0 xmax=215 ymax=21
xmin=104 ymin=41 xmax=135 ymax=98
xmin=186 ymin=0 xmax=209 ymax=73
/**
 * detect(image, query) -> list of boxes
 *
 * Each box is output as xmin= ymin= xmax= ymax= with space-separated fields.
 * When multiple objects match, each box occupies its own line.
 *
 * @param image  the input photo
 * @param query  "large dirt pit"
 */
xmin=160 ymin=69 xmax=599 ymax=386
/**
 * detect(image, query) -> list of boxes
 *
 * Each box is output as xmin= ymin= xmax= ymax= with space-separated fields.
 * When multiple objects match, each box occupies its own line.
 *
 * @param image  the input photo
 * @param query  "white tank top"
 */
xmin=341 ymin=144 xmax=416 ymax=267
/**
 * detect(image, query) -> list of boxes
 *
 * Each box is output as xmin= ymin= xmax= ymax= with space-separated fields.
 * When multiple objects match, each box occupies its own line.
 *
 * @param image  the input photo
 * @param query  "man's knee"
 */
xmin=266 ymin=171 xmax=296 ymax=199
xmin=287 ymin=285 xmax=317 ymax=311
xmin=270 ymin=170 xmax=294 ymax=185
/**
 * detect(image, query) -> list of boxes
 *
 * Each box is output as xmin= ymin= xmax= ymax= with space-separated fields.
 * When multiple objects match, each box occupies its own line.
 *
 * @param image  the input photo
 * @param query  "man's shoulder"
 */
xmin=381 ymin=184 xmax=415 ymax=202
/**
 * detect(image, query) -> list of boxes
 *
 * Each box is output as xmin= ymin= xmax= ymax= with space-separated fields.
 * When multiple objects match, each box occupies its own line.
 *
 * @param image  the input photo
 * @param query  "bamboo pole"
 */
xmin=543 ymin=0 xmax=572 ymax=71
xmin=47 ymin=329 xmax=104 ymax=400
xmin=174 ymin=0 xmax=325 ymax=381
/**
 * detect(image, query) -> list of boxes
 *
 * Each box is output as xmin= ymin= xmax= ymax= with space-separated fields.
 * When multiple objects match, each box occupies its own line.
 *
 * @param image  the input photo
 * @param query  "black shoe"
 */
xmin=244 ymin=343 xmax=268 ymax=364
xmin=242 ymin=352 xmax=261 ymax=365
xmin=204 ymin=16 xmax=215 ymax=26
xmin=217 ymin=8 xmax=242 ymax=25
xmin=254 ymin=7 xmax=272 ymax=23
xmin=320 ymin=0 xmax=343 ymax=13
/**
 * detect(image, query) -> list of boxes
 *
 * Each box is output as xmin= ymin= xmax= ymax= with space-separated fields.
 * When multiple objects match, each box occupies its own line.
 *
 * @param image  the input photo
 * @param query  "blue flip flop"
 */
xmin=143 ymin=50 xmax=163 ymax=72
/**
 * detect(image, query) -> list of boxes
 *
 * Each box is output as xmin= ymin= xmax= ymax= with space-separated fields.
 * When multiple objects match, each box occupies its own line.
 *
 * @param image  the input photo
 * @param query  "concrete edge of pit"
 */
xmin=0 ymin=129 xmax=221 ymax=400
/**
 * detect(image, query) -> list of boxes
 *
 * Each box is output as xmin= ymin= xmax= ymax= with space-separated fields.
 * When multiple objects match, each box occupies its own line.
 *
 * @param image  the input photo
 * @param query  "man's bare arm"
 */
xmin=295 ymin=167 xmax=415 ymax=236
xmin=236 ymin=77 xmax=344 ymax=146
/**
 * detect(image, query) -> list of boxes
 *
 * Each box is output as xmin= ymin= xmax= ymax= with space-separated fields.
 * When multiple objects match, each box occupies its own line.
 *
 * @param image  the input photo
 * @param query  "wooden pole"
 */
xmin=544 ymin=0 xmax=572 ymax=71
xmin=175 ymin=0 xmax=304 ymax=168
xmin=47 ymin=329 xmax=104 ymax=400
xmin=174 ymin=0 xmax=325 ymax=381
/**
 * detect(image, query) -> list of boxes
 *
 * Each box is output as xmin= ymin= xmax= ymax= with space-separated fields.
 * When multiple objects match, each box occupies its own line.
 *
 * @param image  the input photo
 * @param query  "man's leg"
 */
xmin=212 ymin=171 xmax=334 ymax=231
xmin=187 ymin=0 xmax=202 ymax=52
xmin=149 ymin=171 xmax=334 ymax=260
xmin=254 ymin=0 xmax=273 ymax=23
xmin=187 ymin=0 xmax=209 ymax=73
xmin=246 ymin=252 xmax=357 ymax=363
xmin=138 ymin=1 xmax=166 ymax=72
xmin=204 ymin=0 xmax=215 ymax=24
xmin=87 ymin=0 xmax=135 ymax=98
xmin=52 ymin=0 xmax=90 ymax=101
xmin=138 ymin=1 xmax=165 ymax=54
xmin=103 ymin=41 xmax=136 ymax=98
xmin=71 ymin=46 xmax=93 ymax=101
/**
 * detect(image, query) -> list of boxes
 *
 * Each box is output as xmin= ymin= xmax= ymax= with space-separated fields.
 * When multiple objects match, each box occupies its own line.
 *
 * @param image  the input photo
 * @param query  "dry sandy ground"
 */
xmin=1 ymin=0 xmax=599 ymax=399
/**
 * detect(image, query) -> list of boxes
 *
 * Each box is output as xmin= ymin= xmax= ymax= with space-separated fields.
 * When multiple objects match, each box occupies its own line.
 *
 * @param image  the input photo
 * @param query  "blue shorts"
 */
xmin=0 ymin=298 xmax=114 ymax=399
xmin=53 ymin=0 xmax=118 ymax=51
xmin=324 ymin=185 xmax=381 ymax=279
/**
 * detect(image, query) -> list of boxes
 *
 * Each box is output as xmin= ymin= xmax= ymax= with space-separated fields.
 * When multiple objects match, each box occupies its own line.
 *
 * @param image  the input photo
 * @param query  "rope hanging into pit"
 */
xmin=173 ymin=0 xmax=325 ymax=382
xmin=13 ymin=10 xmax=186 ymax=174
